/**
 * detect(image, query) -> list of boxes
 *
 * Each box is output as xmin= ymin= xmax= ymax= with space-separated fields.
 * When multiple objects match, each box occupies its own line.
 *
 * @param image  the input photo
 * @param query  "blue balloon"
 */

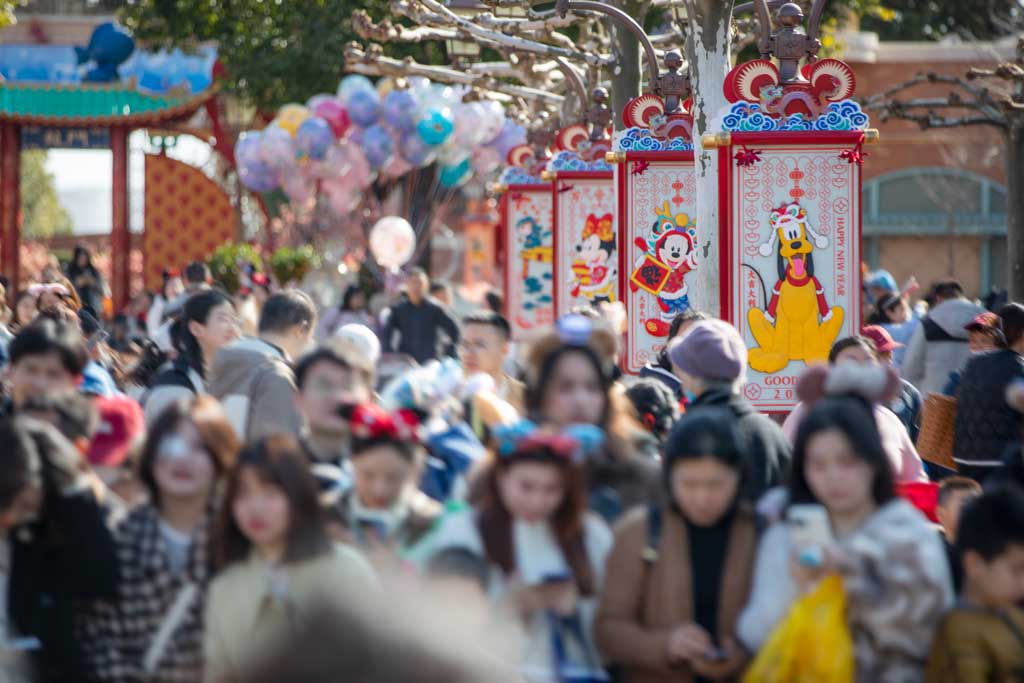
xmin=337 ymin=74 xmax=376 ymax=103
xmin=492 ymin=120 xmax=527 ymax=159
xmin=239 ymin=160 xmax=279 ymax=192
xmin=439 ymin=158 xmax=472 ymax=189
xmin=295 ymin=117 xmax=334 ymax=162
xmin=359 ymin=125 xmax=395 ymax=171
xmin=399 ymin=131 xmax=437 ymax=168
xmin=234 ymin=131 xmax=263 ymax=168
xmin=417 ymin=107 xmax=454 ymax=146
xmin=346 ymin=89 xmax=382 ymax=128
xmin=382 ymin=90 xmax=420 ymax=134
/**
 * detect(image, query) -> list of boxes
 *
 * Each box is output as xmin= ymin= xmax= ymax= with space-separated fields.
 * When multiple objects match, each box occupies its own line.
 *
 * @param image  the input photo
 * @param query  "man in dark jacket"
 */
xmin=381 ymin=269 xmax=460 ymax=364
xmin=953 ymin=303 xmax=1024 ymax=480
xmin=667 ymin=318 xmax=791 ymax=502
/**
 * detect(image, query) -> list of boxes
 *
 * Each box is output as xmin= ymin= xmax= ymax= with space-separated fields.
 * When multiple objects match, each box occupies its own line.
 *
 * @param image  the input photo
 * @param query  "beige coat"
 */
xmin=595 ymin=506 xmax=757 ymax=683
xmin=203 ymin=545 xmax=376 ymax=683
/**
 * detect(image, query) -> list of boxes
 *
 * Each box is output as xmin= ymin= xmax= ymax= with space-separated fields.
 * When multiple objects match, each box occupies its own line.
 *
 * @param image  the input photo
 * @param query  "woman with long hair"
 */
xmin=147 ymin=270 xmax=186 ymax=340
xmin=83 ymin=396 xmax=239 ymax=682
xmin=66 ymin=244 xmax=106 ymax=317
xmin=204 ymin=436 xmax=376 ymax=683
xmin=317 ymin=284 xmax=374 ymax=340
xmin=866 ymin=292 xmax=919 ymax=370
xmin=738 ymin=368 xmax=952 ymax=682
xmin=144 ymin=290 xmax=239 ymax=425
xmin=11 ymin=290 xmax=38 ymax=332
xmin=596 ymin=408 xmax=758 ymax=682
xmin=415 ymin=420 xmax=612 ymax=683
xmin=523 ymin=314 xmax=660 ymax=523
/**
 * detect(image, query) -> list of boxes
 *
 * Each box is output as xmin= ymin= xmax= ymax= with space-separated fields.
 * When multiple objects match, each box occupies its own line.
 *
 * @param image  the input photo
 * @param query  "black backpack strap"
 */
xmin=643 ymin=504 xmax=662 ymax=565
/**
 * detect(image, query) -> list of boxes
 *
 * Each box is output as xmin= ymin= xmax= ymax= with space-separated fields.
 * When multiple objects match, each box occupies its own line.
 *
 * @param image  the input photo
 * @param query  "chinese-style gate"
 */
xmin=0 ymin=82 xmax=215 ymax=309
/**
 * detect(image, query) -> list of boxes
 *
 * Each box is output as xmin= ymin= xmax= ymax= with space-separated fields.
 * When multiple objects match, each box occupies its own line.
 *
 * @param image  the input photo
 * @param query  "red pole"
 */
xmin=111 ymin=126 xmax=130 ymax=312
xmin=0 ymin=123 xmax=21 ymax=291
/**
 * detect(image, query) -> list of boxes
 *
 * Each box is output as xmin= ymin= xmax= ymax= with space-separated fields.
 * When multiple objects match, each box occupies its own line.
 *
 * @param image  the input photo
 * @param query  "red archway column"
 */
xmin=111 ymin=125 xmax=130 ymax=311
xmin=1 ymin=123 xmax=22 ymax=290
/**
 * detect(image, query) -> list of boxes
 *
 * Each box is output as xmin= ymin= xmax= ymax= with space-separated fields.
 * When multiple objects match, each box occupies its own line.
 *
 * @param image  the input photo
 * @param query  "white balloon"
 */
xmin=369 ymin=216 xmax=416 ymax=270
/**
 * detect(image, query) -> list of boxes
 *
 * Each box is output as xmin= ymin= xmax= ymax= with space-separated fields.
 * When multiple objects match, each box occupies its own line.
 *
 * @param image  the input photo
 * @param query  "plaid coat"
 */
xmin=82 ymin=504 xmax=213 ymax=683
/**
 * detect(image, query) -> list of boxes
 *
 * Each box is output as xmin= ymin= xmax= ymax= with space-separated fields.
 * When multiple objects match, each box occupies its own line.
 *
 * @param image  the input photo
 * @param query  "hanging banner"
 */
xmin=501 ymin=185 xmax=554 ymax=340
xmin=606 ymin=93 xmax=700 ymax=373
xmin=551 ymin=172 xmax=617 ymax=316
xmin=720 ymin=132 xmax=867 ymax=412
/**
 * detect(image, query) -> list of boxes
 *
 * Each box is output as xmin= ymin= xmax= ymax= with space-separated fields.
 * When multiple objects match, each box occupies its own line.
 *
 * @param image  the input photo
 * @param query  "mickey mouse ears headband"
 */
xmin=493 ymin=419 xmax=605 ymax=465
xmin=340 ymin=403 xmax=422 ymax=445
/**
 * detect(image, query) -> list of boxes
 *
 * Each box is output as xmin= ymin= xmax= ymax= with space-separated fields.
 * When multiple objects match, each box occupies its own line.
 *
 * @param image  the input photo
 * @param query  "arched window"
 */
xmin=863 ymin=168 xmax=1008 ymax=294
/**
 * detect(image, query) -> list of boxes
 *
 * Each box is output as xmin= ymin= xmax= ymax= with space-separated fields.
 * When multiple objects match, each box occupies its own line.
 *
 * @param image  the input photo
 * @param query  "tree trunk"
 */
xmin=685 ymin=0 xmax=734 ymax=316
xmin=1007 ymin=123 xmax=1024 ymax=301
xmin=610 ymin=0 xmax=643 ymax=130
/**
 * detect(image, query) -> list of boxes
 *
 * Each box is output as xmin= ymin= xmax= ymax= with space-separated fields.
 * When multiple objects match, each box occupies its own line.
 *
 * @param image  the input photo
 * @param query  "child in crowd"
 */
xmin=623 ymin=378 xmax=679 ymax=446
xmin=330 ymin=403 xmax=440 ymax=568
xmin=935 ymin=476 xmax=983 ymax=592
xmin=926 ymin=487 xmax=1024 ymax=682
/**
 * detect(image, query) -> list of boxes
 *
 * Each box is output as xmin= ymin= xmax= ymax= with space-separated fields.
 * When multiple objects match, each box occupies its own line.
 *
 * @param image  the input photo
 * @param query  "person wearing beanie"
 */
xmin=667 ymin=318 xmax=791 ymax=503
xmin=861 ymin=325 xmax=922 ymax=442
xmin=953 ymin=303 xmax=1024 ymax=481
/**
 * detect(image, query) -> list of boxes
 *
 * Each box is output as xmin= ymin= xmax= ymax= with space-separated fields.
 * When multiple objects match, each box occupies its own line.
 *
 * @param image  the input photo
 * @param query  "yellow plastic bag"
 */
xmin=743 ymin=574 xmax=854 ymax=683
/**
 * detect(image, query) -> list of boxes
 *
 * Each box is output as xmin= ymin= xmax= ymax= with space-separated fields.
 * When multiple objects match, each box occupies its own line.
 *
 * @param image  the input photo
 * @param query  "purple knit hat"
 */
xmin=667 ymin=319 xmax=747 ymax=383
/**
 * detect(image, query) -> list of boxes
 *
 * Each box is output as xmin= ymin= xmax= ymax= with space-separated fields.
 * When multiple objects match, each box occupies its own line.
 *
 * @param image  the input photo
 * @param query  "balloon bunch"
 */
xmin=234 ymin=74 xmax=528 ymax=215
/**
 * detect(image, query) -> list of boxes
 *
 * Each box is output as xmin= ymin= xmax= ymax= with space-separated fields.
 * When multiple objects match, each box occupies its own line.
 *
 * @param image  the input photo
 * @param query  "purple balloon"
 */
xmin=359 ymin=124 xmax=394 ymax=171
xmin=492 ymin=120 xmax=527 ymax=159
xmin=296 ymin=117 xmax=334 ymax=162
xmin=234 ymin=131 xmax=263 ymax=168
xmin=346 ymin=89 xmax=381 ymax=128
xmin=239 ymin=160 xmax=279 ymax=192
xmin=382 ymin=89 xmax=420 ymax=134
xmin=399 ymin=130 xmax=437 ymax=168
xmin=259 ymin=126 xmax=297 ymax=170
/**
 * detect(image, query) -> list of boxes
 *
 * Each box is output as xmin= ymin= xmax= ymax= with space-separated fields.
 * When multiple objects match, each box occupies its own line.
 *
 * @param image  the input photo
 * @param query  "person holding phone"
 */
xmin=596 ymin=408 xmax=757 ymax=683
xmin=412 ymin=420 xmax=613 ymax=683
xmin=738 ymin=378 xmax=952 ymax=682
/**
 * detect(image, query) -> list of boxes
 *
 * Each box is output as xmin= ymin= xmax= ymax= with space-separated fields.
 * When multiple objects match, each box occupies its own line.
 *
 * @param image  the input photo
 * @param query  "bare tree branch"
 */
xmin=343 ymin=42 xmax=566 ymax=105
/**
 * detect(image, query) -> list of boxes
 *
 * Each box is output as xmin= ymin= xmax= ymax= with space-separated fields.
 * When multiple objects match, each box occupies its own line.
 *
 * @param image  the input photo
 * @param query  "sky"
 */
xmin=45 ymin=132 xmax=213 ymax=235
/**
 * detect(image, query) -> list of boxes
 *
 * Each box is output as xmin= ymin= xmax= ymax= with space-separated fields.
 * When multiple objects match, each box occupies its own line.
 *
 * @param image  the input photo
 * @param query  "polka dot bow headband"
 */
xmin=344 ymin=403 xmax=422 ymax=444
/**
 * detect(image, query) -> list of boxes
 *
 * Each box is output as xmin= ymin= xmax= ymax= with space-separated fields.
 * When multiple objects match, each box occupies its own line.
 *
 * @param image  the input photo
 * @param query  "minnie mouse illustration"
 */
xmin=570 ymin=213 xmax=617 ymax=304
xmin=629 ymin=203 xmax=698 ymax=336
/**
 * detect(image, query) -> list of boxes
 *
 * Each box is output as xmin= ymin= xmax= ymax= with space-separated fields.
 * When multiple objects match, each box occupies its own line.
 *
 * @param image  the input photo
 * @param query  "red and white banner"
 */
xmin=501 ymin=185 xmax=555 ymax=341
xmin=551 ymin=172 xmax=617 ymax=317
xmin=721 ymin=132 xmax=864 ymax=412
xmin=616 ymin=153 xmax=705 ymax=374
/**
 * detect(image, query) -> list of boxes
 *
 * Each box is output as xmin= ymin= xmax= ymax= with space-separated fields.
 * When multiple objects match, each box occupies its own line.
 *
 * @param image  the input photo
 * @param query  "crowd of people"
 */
xmin=0 ymin=251 xmax=1021 ymax=683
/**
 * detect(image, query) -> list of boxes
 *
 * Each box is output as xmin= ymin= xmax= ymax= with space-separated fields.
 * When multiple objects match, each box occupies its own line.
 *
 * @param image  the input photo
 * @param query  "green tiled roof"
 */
xmin=0 ymin=82 xmax=214 ymax=126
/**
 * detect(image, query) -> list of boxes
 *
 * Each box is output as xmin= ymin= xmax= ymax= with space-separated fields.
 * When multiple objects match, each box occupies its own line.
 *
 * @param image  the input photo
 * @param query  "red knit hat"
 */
xmin=87 ymin=396 xmax=145 ymax=467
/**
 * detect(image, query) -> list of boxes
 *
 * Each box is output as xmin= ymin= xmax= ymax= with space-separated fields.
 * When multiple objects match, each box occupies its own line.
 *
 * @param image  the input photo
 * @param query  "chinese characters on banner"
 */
xmin=727 ymin=143 xmax=861 ymax=412
xmin=552 ymin=175 xmax=617 ymax=317
xmin=620 ymin=156 xmax=702 ymax=373
xmin=503 ymin=187 xmax=554 ymax=341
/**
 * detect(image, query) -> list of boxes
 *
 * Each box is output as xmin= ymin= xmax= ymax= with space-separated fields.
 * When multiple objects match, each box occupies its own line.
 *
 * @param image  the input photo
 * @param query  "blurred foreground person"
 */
xmin=204 ymin=436 xmax=375 ymax=683
xmin=237 ymin=591 xmax=519 ymax=683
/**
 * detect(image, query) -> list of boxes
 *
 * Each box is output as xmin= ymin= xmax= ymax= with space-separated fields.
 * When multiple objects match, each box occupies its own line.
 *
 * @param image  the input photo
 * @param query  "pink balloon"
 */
xmin=313 ymin=98 xmax=352 ymax=138
xmin=309 ymin=143 xmax=351 ymax=179
xmin=382 ymin=155 xmax=412 ymax=179
xmin=282 ymin=174 xmax=314 ymax=204
xmin=471 ymin=146 xmax=500 ymax=175
xmin=345 ymin=143 xmax=373 ymax=190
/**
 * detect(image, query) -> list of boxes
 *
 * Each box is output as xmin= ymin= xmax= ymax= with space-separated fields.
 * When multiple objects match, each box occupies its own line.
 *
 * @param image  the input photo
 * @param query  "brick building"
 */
xmin=844 ymin=32 xmax=1018 ymax=300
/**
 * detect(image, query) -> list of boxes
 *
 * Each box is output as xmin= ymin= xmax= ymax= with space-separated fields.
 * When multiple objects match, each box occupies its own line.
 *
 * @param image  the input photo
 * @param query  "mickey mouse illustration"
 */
xmin=570 ymin=213 xmax=617 ymax=304
xmin=629 ymin=202 xmax=698 ymax=336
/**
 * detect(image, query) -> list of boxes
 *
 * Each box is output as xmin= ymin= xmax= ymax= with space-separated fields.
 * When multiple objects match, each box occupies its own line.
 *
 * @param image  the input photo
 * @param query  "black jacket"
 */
xmin=381 ymin=299 xmax=460 ymax=364
xmin=9 ymin=487 xmax=120 ymax=682
xmin=954 ymin=349 xmax=1024 ymax=471
xmin=687 ymin=389 xmax=792 ymax=502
